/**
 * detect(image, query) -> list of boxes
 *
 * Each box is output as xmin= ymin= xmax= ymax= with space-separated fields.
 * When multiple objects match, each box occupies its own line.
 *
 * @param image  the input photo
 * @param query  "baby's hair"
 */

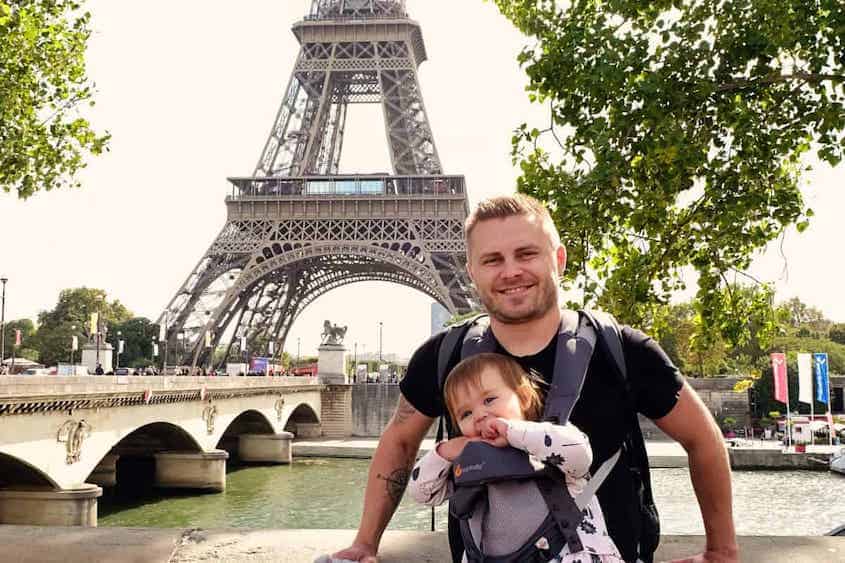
xmin=443 ymin=353 xmax=544 ymax=427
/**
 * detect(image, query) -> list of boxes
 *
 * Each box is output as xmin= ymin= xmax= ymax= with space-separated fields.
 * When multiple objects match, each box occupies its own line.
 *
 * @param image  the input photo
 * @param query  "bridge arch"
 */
xmin=0 ymin=453 xmax=58 ymax=490
xmin=216 ymin=409 xmax=276 ymax=458
xmin=283 ymin=401 xmax=321 ymax=438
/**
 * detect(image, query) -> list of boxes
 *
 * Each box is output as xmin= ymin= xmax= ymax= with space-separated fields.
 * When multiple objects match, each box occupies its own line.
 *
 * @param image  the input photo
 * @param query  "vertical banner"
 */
xmin=771 ymin=353 xmax=788 ymax=404
xmin=204 ymin=331 xmax=212 ymax=348
xmin=71 ymin=335 xmax=78 ymax=351
xmin=153 ymin=343 xmax=159 ymax=357
xmin=118 ymin=340 xmax=125 ymax=354
xmin=159 ymin=321 xmax=166 ymax=342
xmin=14 ymin=329 xmax=21 ymax=347
xmin=797 ymin=353 xmax=813 ymax=404
xmin=268 ymin=341 xmax=275 ymax=356
xmin=89 ymin=312 xmax=99 ymax=336
xmin=239 ymin=336 xmax=247 ymax=352
xmin=814 ymin=353 xmax=829 ymax=403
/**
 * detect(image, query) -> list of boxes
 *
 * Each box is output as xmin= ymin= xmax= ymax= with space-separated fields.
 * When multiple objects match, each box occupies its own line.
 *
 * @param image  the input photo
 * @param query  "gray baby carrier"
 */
xmin=438 ymin=310 xmax=625 ymax=563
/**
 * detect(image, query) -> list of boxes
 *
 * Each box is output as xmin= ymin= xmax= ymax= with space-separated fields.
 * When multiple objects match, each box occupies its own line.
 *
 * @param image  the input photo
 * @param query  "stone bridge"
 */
xmin=0 ymin=376 xmax=353 ymax=527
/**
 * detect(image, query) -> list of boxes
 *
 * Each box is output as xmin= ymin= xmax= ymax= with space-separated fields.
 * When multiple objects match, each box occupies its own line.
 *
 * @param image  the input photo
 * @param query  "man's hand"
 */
xmin=479 ymin=417 xmax=509 ymax=447
xmin=329 ymin=542 xmax=378 ymax=562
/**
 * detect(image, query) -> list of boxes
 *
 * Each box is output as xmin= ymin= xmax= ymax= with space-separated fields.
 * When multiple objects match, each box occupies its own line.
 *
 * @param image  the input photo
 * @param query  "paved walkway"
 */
xmin=1 ymin=526 xmax=842 ymax=562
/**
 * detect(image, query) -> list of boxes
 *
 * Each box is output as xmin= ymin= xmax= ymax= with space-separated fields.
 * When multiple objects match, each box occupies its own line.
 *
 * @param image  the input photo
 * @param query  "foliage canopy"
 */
xmin=0 ymin=0 xmax=109 ymax=198
xmin=493 ymin=0 xmax=845 ymax=345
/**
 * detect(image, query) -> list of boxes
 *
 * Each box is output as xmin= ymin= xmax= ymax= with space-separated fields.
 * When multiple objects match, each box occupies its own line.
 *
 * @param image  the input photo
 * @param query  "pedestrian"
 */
xmin=331 ymin=193 xmax=737 ymax=563
xmin=94 ymin=363 xmax=104 ymax=376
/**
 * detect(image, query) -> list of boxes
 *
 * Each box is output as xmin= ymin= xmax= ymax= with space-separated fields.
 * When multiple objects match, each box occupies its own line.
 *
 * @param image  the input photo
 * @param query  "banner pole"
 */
xmin=827 ymin=367 xmax=834 ymax=447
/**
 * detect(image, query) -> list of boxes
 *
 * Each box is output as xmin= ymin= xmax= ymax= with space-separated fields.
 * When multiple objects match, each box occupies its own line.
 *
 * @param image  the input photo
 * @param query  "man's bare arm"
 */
xmin=655 ymin=382 xmax=739 ymax=563
xmin=332 ymin=393 xmax=434 ymax=561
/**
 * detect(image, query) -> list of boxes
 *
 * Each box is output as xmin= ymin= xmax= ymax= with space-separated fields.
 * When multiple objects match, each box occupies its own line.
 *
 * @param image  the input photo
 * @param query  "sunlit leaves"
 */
xmin=492 ymin=0 xmax=845 ymax=345
xmin=0 ymin=0 xmax=109 ymax=198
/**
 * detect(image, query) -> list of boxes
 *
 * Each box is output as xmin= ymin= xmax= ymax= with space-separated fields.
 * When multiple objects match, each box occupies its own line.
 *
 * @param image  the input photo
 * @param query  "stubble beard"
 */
xmin=481 ymin=279 xmax=558 ymax=325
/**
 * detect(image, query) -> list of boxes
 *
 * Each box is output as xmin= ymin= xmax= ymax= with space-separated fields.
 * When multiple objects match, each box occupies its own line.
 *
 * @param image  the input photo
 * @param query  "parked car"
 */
xmin=114 ymin=367 xmax=131 ymax=376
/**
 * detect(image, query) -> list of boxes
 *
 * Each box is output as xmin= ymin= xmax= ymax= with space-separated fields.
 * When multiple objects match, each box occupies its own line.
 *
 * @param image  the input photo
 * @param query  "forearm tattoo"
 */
xmin=378 ymin=467 xmax=411 ymax=506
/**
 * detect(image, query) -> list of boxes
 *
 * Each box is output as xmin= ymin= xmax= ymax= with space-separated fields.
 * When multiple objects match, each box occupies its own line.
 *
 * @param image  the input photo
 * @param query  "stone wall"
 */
xmin=319 ymin=386 xmax=353 ymax=438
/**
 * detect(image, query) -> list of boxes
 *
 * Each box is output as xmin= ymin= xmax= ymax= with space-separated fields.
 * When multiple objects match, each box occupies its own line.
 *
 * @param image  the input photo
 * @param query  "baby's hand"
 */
xmin=479 ymin=418 xmax=510 ymax=448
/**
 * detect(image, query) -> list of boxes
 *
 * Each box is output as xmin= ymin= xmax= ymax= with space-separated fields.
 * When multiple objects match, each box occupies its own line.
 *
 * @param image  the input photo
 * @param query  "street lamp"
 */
xmin=378 ymin=321 xmax=383 ymax=364
xmin=297 ymin=337 xmax=301 ymax=366
xmin=1 ymin=277 xmax=7 ymax=364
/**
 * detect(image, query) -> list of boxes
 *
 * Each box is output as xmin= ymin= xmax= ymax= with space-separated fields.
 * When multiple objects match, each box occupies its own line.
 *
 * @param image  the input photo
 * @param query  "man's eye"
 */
xmin=482 ymin=257 xmax=501 ymax=265
xmin=519 ymin=251 xmax=538 ymax=259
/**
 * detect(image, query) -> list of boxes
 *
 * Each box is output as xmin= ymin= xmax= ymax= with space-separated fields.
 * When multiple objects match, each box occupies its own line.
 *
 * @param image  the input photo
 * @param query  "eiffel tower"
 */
xmin=160 ymin=0 xmax=477 ymax=368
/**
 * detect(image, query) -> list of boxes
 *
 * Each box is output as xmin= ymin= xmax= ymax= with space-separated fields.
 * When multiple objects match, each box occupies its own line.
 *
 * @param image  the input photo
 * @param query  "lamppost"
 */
xmin=354 ymin=341 xmax=358 ymax=381
xmin=378 ymin=321 xmax=383 ymax=364
xmin=1 ymin=277 xmax=8 ymax=364
xmin=297 ymin=337 xmax=301 ymax=367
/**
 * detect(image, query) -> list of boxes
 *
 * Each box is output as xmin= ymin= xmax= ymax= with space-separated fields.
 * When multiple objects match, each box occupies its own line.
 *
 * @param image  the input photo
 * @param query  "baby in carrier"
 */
xmin=408 ymin=352 xmax=624 ymax=563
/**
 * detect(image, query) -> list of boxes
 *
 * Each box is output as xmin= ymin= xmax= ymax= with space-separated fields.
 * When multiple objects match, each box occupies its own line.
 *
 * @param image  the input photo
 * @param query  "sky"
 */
xmin=0 ymin=1 xmax=843 ymax=361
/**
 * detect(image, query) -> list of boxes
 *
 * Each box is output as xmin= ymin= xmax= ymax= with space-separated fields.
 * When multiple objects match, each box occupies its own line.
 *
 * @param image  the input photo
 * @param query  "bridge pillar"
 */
xmin=238 ymin=432 xmax=294 ymax=464
xmin=0 ymin=484 xmax=102 ymax=527
xmin=154 ymin=450 xmax=228 ymax=492
xmin=88 ymin=454 xmax=120 ymax=488
xmin=320 ymin=385 xmax=353 ymax=438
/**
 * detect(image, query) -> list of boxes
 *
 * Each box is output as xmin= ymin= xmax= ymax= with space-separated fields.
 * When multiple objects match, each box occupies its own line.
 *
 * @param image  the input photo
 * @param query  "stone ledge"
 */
xmin=0 ymin=527 xmax=842 ymax=562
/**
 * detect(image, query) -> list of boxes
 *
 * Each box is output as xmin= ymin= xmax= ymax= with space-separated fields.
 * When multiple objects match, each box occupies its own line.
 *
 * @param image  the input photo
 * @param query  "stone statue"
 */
xmin=321 ymin=320 xmax=347 ymax=346
xmin=57 ymin=419 xmax=92 ymax=464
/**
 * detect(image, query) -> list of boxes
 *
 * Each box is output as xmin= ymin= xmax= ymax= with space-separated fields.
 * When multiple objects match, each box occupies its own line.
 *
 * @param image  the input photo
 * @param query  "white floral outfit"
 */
xmin=408 ymin=419 xmax=625 ymax=563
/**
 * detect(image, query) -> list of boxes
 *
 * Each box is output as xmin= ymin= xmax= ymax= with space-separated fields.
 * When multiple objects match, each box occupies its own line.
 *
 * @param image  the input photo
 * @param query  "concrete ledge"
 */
xmin=154 ymin=450 xmax=228 ymax=492
xmin=0 ymin=527 xmax=841 ymax=562
xmin=729 ymin=448 xmax=832 ymax=470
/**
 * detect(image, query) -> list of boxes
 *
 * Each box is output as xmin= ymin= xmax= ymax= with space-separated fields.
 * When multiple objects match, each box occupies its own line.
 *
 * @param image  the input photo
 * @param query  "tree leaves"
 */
xmin=0 ymin=0 xmax=109 ymax=198
xmin=492 ymin=0 xmax=845 ymax=345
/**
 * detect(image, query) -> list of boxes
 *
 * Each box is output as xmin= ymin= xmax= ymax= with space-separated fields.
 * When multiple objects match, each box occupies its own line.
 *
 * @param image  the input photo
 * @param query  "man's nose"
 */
xmin=500 ymin=257 xmax=523 ymax=278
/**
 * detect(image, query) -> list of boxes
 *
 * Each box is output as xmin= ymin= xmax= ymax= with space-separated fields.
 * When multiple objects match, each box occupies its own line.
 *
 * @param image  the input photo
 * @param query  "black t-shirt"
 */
xmin=399 ymin=321 xmax=684 ymax=562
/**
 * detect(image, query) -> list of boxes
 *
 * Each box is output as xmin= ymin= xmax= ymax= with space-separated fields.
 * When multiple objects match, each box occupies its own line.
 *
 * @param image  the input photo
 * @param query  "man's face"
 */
xmin=466 ymin=214 xmax=565 ymax=324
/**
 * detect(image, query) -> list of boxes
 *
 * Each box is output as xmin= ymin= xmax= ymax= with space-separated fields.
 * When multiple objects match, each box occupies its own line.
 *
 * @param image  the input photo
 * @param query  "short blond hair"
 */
xmin=443 ymin=353 xmax=544 ymax=428
xmin=464 ymin=194 xmax=561 ymax=252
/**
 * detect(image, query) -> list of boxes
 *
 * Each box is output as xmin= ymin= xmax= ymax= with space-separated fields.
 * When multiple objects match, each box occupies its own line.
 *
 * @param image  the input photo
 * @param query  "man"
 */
xmin=333 ymin=194 xmax=738 ymax=563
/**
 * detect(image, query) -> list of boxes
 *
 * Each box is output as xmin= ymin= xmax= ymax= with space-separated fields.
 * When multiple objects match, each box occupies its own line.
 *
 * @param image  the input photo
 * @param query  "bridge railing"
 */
xmin=226 ymin=175 xmax=465 ymax=200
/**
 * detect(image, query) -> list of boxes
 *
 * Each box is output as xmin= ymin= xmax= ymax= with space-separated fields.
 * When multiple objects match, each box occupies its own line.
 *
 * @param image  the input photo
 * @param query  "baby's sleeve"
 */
xmin=505 ymin=420 xmax=593 ymax=482
xmin=407 ymin=446 xmax=454 ymax=507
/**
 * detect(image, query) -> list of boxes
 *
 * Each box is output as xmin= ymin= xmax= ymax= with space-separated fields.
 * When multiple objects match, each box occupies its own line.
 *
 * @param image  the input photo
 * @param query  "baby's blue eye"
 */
xmin=460 ymin=410 xmax=472 ymax=420
xmin=484 ymin=396 xmax=496 ymax=405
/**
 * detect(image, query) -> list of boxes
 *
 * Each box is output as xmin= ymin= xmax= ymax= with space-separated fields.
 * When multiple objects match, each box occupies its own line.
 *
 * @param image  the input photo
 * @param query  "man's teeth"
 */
xmin=501 ymin=286 xmax=529 ymax=294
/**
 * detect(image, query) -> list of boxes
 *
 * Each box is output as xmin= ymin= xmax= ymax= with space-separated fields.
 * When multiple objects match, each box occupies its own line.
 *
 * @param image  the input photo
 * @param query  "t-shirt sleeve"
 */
xmin=622 ymin=326 xmax=685 ymax=420
xmin=399 ymin=331 xmax=447 ymax=418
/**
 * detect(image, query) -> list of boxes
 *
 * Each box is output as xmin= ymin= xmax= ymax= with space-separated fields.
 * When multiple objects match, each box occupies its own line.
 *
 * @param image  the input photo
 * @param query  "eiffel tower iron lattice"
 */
xmin=159 ymin=0 xmax=477 ymax=370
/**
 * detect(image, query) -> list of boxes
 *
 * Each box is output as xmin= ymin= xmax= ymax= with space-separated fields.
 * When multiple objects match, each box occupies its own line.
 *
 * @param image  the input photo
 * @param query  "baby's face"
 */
xmin=453 ymin=367 xmax=524 ymax=438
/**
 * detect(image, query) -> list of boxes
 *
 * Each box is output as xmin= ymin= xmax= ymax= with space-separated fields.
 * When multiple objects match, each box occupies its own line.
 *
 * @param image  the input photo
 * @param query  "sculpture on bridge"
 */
xmin=57 ymin=419 xmax=92 ymax=464
xmin=321 ymin=320 xmax=347 ymax=346
xmin=202 ymin=405 xmax=218 ymax=435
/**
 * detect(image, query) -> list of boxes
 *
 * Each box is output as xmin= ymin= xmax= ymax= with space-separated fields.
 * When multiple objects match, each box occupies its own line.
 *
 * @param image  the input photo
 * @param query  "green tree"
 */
xmin=829 ymin=323 xmax=845 ymax=345
xmin=780 ymin=297 xmax=832 ymax=336
xmin=0 ymin=0 xmax=109 ymax=199
xmin=34 ymin=287 xmax=131 ymax=366
xmin=109 ymin=317 xmax=156 ymax=368
xmin=492 ymin=0 xmax=844 ymax=345
xmin=2 ymin=318 xmax=38 ymax=361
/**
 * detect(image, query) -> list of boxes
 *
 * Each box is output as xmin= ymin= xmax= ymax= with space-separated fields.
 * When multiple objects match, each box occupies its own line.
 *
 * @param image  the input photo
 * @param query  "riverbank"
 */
xmin=293 ymin=437 xmax=843 ymax=470
xmin=1 ymin=526 xmax=842 ymax=562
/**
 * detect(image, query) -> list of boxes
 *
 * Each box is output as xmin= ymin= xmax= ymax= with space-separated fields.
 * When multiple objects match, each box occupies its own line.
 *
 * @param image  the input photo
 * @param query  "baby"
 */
xmin=408 ymin=352 xmax=624 ymax=562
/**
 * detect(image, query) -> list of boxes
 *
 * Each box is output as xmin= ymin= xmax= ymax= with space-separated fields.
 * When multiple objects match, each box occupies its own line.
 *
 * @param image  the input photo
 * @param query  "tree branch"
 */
xmin=716 ymin=72 xmax=845 ymax=92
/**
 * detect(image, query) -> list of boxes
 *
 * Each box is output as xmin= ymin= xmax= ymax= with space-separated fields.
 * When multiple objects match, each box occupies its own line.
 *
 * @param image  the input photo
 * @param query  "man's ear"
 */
xmin=466 ymin=258 xmax=475 ymax=286
xmin=556 ymin=246 xmax=567 ymax=276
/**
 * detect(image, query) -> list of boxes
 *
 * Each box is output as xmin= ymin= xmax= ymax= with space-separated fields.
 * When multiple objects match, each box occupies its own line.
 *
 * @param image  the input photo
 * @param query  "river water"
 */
xmin=98 ymin=458 xmax=845 ymax=536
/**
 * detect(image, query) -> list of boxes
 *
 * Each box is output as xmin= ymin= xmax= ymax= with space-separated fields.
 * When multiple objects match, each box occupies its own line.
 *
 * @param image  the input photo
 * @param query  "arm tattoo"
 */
xmin=378 ymin=467 xmax=411 ymax=506
xmin=393 ymin=395 xmax=418 ymax=425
